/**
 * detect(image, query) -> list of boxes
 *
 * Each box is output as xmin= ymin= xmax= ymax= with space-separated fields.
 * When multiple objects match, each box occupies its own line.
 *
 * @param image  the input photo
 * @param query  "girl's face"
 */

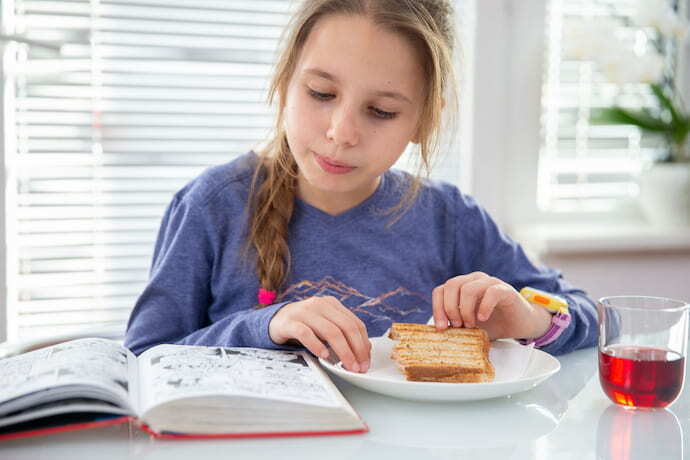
xmin=284 ymin=14 xmax=425 ymax=214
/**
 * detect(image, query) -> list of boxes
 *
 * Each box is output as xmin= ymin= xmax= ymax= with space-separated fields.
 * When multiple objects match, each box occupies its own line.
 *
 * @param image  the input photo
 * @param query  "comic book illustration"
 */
xmin=140 ymin=345 xmax=339 ymax=410
xmin=0 ymin=338 xmax=130 ymax=413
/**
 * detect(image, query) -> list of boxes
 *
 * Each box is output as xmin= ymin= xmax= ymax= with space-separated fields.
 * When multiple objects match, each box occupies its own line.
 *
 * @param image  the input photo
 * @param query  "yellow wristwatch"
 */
xmin=518 ymin=287 xmax=571 ymax=348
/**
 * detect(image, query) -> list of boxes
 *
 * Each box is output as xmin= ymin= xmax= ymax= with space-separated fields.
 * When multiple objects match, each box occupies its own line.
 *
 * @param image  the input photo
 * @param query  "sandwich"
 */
xmin=388 ymin=322 xmax=495 ymax=383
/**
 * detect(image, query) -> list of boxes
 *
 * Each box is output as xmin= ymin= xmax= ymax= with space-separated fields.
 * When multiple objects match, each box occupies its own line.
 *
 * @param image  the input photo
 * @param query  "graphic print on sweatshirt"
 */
xmin=277 ymin=276 xmax=430 ymax=336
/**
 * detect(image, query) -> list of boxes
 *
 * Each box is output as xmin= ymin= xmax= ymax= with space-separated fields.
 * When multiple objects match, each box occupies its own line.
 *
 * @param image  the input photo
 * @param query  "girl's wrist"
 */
xmin=268 ymin=302 xmax=293 ymax=345
xmin=527 ymin=305 xmax=554 ymax=339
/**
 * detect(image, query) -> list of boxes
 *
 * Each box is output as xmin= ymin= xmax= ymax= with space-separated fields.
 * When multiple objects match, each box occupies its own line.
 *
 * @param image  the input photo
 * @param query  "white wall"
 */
xmin=543 ymin=252 xmax=690 ymax=303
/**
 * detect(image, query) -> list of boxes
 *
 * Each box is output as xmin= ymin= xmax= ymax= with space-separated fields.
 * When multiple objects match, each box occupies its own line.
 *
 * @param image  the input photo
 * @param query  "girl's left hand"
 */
xmin=431 ymin=272 xmax=553 ymax=341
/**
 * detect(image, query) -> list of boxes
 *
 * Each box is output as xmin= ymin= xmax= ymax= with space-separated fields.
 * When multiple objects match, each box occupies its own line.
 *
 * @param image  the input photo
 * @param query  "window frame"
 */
xmin=1 ymin=1 xmax=13 ymax=344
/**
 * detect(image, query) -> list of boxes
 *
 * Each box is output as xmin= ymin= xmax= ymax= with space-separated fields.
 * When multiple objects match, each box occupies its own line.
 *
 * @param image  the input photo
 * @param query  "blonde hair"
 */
xmin=248 ymin=0 xmax=458 ymax=306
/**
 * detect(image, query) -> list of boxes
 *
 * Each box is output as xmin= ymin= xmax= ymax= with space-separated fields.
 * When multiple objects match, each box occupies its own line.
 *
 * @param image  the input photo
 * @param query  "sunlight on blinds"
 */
xmin=539 ymin=0 xmax=668 ymax=213
xmin=4 ymin=0 xmax=292 ymax=341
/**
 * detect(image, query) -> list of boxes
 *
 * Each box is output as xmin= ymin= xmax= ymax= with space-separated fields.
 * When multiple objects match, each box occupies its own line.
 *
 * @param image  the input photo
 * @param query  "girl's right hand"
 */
xmin=268 ymin=296 xmax=371 ymax=373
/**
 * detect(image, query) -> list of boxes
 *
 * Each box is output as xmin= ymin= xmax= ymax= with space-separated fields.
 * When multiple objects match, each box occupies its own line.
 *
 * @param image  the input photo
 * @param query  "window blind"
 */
xmin=3 ymin=0 xmax=293 ymax=342
xmin=3 ymin=1 xmax=472 ymax=343
xmin=539 ymin=0 xmax=669 ymax=213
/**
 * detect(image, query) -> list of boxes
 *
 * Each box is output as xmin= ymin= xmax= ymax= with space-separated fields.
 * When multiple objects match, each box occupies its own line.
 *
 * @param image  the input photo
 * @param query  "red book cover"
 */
xmin=0 ymin=415 xmax=132 ymax=442
xmin=0 ymin=414 xmax=368 ymax=441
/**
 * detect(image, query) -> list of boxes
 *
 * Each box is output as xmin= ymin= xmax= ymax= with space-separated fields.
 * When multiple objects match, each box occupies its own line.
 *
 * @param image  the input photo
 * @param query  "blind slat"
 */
xmin=20 ymin=296 xmax=137 ymax=313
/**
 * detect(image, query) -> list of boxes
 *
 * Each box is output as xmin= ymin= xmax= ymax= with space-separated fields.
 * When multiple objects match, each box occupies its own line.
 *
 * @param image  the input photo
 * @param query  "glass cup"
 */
xmin=598 ymin=296 xmax=689 ymax=409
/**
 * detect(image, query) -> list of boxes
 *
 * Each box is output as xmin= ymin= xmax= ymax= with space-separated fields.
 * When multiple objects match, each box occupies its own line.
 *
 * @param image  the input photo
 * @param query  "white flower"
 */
xmin=597 ymin=49 xmax=642 ymax=85
xmin=633 ymin=0 xmax=664 ymax=26
xmin=562 ymin=4 xmax=678 ymax=86
xmin=636 ymin=53 xmax=666 ymax=84
xmin=562 ymin=19 xmax=620 ymax=61
xmin=633 ymin=0 xmax=687 ymax=40
xmin=671 ymin=16 xmax=689 ymax=42
xmin=595 ymin=47 xmax=666 ymax=85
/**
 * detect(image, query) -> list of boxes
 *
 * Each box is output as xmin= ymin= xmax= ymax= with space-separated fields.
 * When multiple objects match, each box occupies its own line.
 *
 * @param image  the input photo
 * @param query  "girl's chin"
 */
xmin=303 ymin=178 xmax=358 ymax=195
xmin=300 ymin=170 xmax=380 ymax=197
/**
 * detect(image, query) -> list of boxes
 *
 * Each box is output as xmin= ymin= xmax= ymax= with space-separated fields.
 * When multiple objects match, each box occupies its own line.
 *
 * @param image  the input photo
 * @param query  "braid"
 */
xmin=247 ymin=136 xmax=298 ymax=306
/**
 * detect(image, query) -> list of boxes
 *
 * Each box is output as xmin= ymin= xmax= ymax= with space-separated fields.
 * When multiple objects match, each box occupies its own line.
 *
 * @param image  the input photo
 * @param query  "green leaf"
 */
xmin=590 ymin=107 xmax=669 ymax=132
xmin=671 ymin=118 xmax=690 ymax=145
xmin=650 ymin=83 xmax=683 ymax=127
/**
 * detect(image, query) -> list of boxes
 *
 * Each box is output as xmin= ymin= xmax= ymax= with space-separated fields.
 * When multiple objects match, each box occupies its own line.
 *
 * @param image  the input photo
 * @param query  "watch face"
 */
xmin=520 ymin=287 xmax=569 ymax=314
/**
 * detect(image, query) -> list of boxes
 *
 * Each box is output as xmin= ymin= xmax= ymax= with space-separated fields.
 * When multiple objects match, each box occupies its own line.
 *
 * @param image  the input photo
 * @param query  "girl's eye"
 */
xmin=307 ymin=89 xmax=398 ymax=120
xmin=370 ymin=107 xmax=397 ymax=120
xmin=308 ymin=89 xmax=334 ymax=101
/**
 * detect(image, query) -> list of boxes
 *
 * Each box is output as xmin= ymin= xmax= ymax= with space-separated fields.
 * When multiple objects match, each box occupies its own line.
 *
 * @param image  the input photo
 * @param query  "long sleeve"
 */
xmin=454 ymin=192 xmax=598 ymax=356
xmin=124 ymin=192 xmax=288 ymax=355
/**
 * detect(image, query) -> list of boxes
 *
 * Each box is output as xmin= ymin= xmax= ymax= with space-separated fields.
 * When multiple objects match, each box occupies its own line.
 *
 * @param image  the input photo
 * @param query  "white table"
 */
xmin=1 ymin=346 xmax=688 ymax=460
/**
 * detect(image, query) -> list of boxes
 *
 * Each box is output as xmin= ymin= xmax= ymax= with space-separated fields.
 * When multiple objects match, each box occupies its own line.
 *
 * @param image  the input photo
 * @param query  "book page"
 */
xmin=138 ymin=345 xmax=340 ymax=414
xmin=0 ymin=338 xmax=134 ymax=414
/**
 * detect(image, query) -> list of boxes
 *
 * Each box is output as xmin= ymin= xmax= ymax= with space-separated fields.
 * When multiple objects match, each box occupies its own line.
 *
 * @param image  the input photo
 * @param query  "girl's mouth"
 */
xmin=313 ymin=151 xmax=357 ymax=174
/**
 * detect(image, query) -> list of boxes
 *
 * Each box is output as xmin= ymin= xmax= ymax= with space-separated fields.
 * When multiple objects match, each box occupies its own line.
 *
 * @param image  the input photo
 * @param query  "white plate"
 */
xmin=319 ymin=336 xmax=560 ymax=402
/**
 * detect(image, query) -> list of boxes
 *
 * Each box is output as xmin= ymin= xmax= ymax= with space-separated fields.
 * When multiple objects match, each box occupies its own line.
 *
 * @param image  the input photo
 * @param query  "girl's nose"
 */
xmin=326 ymin=104 xmax=360 ymax=147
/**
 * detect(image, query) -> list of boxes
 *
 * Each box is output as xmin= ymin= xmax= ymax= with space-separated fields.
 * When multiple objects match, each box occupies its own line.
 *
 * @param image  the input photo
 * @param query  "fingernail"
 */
xmin=451 ymin=321 xmax=461 ymax=327
xmin=351 ymin=362 xmax=360 ymax=373
xmin=360 ymin=361 xmax=370 ymax=372
xmin=435 ymin=320 xmax=445 ymax=329
xmin=320 ymin=350 xmax=329 ymax=359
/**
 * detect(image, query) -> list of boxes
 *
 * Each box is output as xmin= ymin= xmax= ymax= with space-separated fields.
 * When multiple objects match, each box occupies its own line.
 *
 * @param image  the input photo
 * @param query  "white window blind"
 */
xmin=539 ymin=0 xmax=669 ymax=213
xmin=2 ymin=0 xmax=293 ymax=342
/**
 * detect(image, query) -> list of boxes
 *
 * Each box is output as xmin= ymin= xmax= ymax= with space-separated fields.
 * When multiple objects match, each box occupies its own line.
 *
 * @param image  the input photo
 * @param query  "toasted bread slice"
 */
xmin=388 ymin=323 xmax=494 ymax=383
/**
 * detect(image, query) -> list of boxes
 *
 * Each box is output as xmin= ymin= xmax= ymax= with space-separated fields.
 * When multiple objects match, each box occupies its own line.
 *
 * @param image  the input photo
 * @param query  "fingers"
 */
xmin=435 ymin=272 xmax=507 ymax=329
xmin=458 ymin=277 xmax=496 ymax=328
xmin=442 ymin=280 xmax=463 ymax=327
xmin=288 ymin=322 xmax=330 ymax=360
xmin=324 ymin=301 xmax=371 ymax=369
xmin=432 ymin=285 xmax=449 ymax=330
xmin=477 ymin=283 xmax=512 ymax=323
xmin=271 ymin=296 xmax=370 ymax=373
xmin=440 ymin=272 xmax=487 ymax=328
xmin=307 ymin=315 xmax=362 ymax=372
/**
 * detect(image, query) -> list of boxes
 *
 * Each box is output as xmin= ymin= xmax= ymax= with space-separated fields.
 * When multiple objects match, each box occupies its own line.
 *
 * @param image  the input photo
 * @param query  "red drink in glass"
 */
xmin=599 ymin=345 xmax=685 ymax=408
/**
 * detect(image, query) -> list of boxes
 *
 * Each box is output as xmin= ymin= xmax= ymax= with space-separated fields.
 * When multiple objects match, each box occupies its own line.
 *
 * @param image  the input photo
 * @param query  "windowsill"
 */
xmin=513 ymin=223 xmax=690 ymax=256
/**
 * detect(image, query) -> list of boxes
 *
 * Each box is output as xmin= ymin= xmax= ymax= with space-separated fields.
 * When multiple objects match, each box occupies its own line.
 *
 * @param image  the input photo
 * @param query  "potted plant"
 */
xmin=568 ymin=0 xmax=690 ymax=225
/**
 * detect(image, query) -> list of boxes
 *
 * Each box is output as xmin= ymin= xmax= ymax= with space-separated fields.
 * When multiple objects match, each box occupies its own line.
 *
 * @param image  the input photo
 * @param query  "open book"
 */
xmin=0 ymin=338 xmax=367 ymax=440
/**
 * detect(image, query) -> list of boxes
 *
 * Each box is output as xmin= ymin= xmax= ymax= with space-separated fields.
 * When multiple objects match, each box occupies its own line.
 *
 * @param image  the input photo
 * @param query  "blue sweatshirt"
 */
xmin=124 ymin=152 xmax=598 ymax=356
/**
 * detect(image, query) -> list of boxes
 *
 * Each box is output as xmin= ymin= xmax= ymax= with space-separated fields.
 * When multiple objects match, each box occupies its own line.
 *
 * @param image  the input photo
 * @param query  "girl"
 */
xmin=125 ymin=0 xmax=598 ymax=373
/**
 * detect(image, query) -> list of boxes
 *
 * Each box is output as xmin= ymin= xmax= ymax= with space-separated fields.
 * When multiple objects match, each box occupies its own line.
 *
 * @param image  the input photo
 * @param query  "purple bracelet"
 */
xmin=518 ymin=312 xmax=572 ymax=348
